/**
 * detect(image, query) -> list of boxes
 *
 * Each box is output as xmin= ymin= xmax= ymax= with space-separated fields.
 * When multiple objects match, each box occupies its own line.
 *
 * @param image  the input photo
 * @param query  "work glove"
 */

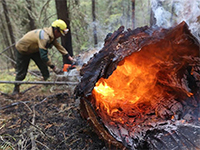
xmin=65 ymin=54 xmax=78 ymax=65
xmin=72 ymin=59 xmax=78 ymax=65
xmin=53 ymin=66 xmax=63 ymax=74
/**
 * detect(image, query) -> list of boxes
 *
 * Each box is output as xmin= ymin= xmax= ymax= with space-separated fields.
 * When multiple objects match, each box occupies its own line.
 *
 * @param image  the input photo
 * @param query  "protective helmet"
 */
xmin=52 ymin=19 xmax=69 ymax=36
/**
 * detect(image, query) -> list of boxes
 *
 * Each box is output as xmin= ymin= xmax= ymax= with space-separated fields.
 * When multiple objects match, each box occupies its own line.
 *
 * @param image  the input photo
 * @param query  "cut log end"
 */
xmin=75 ymin=21 xmax=200 ymax=149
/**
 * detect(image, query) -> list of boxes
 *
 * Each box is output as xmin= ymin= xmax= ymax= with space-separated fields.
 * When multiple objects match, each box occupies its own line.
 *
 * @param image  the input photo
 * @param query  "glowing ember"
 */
xmin=93 ymin=52 xmax=159 ymax=116
xmin=91 ymin=22 xmax=199 ymax=124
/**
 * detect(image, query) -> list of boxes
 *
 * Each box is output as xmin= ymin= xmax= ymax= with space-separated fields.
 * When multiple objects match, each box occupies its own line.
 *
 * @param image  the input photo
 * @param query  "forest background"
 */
xmin=0 ymin=0 xmax=151 ymax=68
xmin=0 ymin=0 xmax=199 ymax=93
xmin=0 ymin=1 xmax=200 ymax=149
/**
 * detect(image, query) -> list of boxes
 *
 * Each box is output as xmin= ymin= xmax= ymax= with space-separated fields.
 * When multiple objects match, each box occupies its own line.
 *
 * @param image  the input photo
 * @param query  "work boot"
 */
xmin=12 ymin=84 xmax=20 ymax=95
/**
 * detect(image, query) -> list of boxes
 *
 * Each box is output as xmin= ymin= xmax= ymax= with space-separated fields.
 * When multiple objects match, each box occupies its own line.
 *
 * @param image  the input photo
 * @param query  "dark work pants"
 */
xmin=15 ymin=50 xmax=50 ymax=81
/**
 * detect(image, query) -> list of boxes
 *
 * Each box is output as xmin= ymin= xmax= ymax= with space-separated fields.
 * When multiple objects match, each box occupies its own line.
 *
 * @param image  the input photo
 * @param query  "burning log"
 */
xmin=75 ymin=21 xmax=200 ymax=149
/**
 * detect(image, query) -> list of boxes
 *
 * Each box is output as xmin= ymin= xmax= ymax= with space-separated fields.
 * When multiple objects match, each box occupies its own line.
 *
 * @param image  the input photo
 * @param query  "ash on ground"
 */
xmin=0 ymin=85 xmax=106 ymax=150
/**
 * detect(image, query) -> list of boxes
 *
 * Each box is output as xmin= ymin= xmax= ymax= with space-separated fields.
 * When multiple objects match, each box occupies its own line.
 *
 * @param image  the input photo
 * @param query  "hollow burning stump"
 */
xmin=75 ymin=21 xmax=200 ymax=149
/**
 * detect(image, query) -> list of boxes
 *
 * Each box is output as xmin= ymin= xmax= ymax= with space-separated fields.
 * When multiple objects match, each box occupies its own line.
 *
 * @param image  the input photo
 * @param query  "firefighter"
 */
xmin=12 ymin=19 xmax=74 ymax=95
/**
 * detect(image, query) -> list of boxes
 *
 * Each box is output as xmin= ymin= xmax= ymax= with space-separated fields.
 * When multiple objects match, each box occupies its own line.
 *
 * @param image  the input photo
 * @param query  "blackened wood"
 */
xmin=75 ymin=21 xmax=199 ymax=97
xmin=75 ymin=21 xmax=200 ymax=149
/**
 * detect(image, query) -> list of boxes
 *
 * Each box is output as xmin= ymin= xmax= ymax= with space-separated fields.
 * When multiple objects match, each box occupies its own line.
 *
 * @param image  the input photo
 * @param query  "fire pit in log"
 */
xmin=75 ymin=21 xmax=200 ymax=149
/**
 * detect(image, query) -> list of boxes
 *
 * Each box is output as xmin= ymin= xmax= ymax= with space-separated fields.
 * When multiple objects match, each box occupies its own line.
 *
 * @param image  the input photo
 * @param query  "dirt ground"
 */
xmin=0 ymin=84 xmax=107 ymax=150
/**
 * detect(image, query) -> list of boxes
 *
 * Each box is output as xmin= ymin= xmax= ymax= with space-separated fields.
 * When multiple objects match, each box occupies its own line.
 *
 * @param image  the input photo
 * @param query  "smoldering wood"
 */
xmin=75 ymin=22 xmax=200 ymax=97
xmin=75 ymin=21 xmax=200 ymax=149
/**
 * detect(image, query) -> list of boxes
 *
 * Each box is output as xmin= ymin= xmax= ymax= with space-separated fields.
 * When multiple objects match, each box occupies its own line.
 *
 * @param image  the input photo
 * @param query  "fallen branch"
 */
xmin=30 ymin=105 xmax=36 ymax=150
xmin=0 ymin=91 xmax=13 ymax=99
xmin=0 ymin=81 xmax=79 ymax=85
xmin=0 ymin=43 xmax=16 ymax=55
xmin=0 ymin=101 xmax=31 ymax=110
xmin=25 ymin=118 xmax=51 ymax=139
xmin=35 ymin=140 xmax=50 ymax=150
xmin=55 ymin=125 xmax=89 ymax=149
xmin=21 ymin=86 xmax=37 ymax=94
xmin=34 ymin=92 xmax=71 ymax=107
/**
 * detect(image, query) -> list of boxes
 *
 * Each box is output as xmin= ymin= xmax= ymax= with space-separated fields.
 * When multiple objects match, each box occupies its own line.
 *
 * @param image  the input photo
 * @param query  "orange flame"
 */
xmin=93 ymin=51 xmax=161 ymax=116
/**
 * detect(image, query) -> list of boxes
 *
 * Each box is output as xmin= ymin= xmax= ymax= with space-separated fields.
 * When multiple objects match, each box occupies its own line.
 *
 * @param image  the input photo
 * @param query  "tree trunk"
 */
xmin=2 ymin=0 xmax=16 ymax=67
xmin=55 ymin=0 xmax=73 ymax=64
xmin=150 ymin=7 xmax=156 ymax=26
xmin=92 ymin=0 xmax=98 ymax=47
xmin=0 ymin=12 xmax=11 ymax=70
xmin=0 ymin=13 xmax=10 ymax=52
xmin=127 ymin=1 xmax=131 ymax=28
xmin=170 ymin=0 xmax=175 ymax=25
xmin=26 ymin=0 xmax=36 ymax=30
xmin=132 ymin=0 xmax=135 ymax=29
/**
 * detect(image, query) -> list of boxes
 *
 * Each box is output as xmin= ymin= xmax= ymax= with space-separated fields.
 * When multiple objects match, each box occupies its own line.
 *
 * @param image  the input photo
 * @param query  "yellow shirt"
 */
xmin=15 ymin=27 xmax=68 ymax=66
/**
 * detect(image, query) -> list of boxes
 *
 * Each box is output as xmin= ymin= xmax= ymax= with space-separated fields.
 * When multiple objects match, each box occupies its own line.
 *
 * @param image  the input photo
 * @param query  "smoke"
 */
xmin=151 ymin=0 xmax=200 ymax=41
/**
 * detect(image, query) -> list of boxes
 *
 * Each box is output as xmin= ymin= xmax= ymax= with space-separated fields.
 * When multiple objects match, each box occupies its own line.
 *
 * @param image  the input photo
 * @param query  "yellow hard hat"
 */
xmin=52 ymin=19 xmax=69 ymax=36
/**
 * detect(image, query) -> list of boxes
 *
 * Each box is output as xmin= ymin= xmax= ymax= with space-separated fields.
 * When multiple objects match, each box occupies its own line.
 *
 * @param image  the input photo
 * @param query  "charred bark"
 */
xmin=75 ymin=21 xmax=200 ymax=149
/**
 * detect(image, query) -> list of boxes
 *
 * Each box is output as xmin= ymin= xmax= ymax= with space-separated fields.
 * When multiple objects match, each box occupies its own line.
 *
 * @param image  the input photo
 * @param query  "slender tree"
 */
xmin=26 ymin=0 xmax=36 ymax=30
xmin=55 ymin=0 xmax=73 ymax=64
xmin=0 ymin=12 xmax=11 ymax=69
xmin=132 ymin=0 xmax=135 ymax=29
xmin=127 ymin=1 xmax=131 ymax=28
xmin=0 ymin=13 xmax=10 ymax=51
xmin=92 ymin=0 xmax=98 ymax=47
xmin=170 ymin=0 xmax=175 ymax=25
xmin=150 ymin=1 xmax=156 ymax=27
xmin=1 ymin=0 xmax=16 ymax=67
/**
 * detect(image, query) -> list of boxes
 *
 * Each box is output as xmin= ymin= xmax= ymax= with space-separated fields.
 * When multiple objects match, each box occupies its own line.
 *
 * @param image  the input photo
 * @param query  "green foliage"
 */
xmin=70 ymin=0 xmax=134 ymax=54
xmin=0 ymin=70 xmax=15 ymax=93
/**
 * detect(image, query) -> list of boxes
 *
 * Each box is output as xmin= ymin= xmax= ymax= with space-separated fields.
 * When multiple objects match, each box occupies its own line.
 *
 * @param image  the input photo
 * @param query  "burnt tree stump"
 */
xmin=75 ymin=21 xmax=200 ymax=149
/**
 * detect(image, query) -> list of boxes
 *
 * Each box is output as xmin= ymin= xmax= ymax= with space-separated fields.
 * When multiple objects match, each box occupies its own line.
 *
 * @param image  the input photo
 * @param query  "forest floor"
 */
xmin=0 ymin=84 xmax=107 ymax=150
